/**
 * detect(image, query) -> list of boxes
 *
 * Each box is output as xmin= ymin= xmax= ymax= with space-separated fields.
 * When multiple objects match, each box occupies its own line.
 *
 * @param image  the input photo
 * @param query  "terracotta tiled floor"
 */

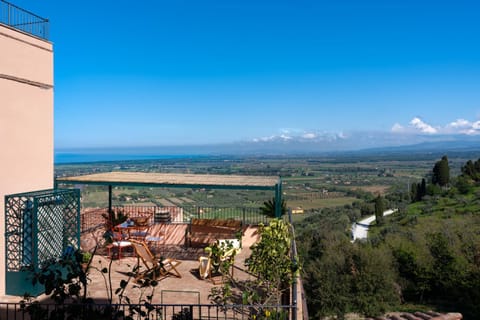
xmin=0 ymin=225 xmax=260 ymax=305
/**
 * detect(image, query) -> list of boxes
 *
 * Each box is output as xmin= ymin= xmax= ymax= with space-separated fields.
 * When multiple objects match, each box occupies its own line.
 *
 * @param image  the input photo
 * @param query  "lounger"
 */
xmin=130 ymin=240 xmax=181 ymax=281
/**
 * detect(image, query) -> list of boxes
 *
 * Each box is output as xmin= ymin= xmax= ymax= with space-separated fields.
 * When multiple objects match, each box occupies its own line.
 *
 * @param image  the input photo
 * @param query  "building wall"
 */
xmin=0 ymin=24 xmax=53 ymax=296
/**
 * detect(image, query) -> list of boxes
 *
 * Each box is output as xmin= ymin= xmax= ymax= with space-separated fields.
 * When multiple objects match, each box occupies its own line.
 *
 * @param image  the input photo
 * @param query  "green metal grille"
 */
xmin=5 ymin=189 xmax=80 ymax=272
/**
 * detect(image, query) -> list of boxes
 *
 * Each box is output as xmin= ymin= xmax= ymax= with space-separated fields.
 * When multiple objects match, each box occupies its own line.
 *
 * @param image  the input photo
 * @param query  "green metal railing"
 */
xmin=0 ymin=0 xmax=49 ymax=40
xmin=0 ymin=302 xmax=295 ymax=320
xmin=81 ymin=205 xmax=270 ymax=234
xmin=181 ymin=205 xmax=270 ymax=225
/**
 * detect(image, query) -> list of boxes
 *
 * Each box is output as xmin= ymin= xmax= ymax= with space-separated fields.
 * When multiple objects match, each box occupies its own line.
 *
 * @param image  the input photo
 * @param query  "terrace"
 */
xmin=1 ymin=172 xmax=305 ymax=319
xmin=0 ymin=0 xmax=49 ymax=40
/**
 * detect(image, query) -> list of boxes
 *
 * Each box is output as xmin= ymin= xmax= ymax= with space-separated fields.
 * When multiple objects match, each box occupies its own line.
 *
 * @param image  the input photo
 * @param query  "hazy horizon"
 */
xmin=54 ymin=136 xmax=480 ymax=164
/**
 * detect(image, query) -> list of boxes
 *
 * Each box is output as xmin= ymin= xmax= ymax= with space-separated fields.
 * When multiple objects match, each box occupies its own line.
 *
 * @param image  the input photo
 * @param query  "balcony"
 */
xmin=2 ymin=205 xmax=305 ymax=319
xmin=0 ymin=172 xmax=305 ymax=318
xmin=0 ymin=0 xmax=49 ymax=40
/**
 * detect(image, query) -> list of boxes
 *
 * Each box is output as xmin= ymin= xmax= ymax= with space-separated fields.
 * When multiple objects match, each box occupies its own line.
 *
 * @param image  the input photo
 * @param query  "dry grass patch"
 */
xmin=350 ymin=185 xmax=389 ymax=194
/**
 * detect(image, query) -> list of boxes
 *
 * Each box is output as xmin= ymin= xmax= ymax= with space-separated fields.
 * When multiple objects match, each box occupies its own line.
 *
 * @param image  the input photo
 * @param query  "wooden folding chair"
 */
xmin=130 ymin=240 xmax=181 ymax=281
xmin=160 ymin=258 xmax=182 ymax=278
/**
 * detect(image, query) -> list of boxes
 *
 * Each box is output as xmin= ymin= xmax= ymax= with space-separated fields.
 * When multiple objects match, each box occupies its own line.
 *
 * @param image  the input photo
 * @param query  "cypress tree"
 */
xmin=420 ymin=178 xmax=427 ymax=199
xmin=432 ymin=155 xmax=450 ymax=187
xmin=375 ymin=195 xmax=385 ymax=225
xmin=461 ymin=160 xmax=475 ymax=179
xmin=410 ymin=183 xmax=418 ymax=202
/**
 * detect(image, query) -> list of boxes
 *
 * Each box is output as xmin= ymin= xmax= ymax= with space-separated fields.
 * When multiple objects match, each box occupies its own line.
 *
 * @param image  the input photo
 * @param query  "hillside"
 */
xmin=295 ymin=159 xmax=480 ymax=319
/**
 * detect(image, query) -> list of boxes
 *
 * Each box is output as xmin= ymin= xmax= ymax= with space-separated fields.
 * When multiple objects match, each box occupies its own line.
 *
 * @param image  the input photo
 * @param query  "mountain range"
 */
xmin=55 ymin=133 xmax=480 ymax=163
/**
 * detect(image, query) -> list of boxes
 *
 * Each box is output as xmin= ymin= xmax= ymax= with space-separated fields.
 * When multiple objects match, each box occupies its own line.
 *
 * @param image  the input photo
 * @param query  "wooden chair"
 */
xmin=130 ymin=240 xmax=182 ymax=281
xmin=128 ymin=225 xmax=150 ymax=241
xmin=128 ymin=213 xmax=153 ymax=241
xmin=107 ymin=230 xmax=133 ymax=260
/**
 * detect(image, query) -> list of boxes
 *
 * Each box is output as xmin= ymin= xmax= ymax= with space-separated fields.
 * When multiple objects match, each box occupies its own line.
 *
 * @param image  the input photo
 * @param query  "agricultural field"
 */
xmin=287 ymin=197 xmax=359 ymax=210
xmin=55 ymin=152 xmax=476 ymax=213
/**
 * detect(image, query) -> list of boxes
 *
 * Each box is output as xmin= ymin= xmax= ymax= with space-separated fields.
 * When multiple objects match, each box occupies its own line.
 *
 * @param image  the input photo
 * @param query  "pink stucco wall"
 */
xmin=0 ymin=23 xmax=53 ymax=296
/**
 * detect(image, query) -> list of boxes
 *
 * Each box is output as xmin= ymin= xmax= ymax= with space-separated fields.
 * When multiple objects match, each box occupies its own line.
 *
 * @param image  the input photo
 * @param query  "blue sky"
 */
xmin=16 ymin=0 xmax=480 ymax=149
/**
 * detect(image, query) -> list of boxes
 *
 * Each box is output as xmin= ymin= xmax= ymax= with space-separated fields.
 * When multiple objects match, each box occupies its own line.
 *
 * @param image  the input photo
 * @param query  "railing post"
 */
xmin=7 ymin=1 xmax=11 ymax=25
xmin=45 ymin=18 xmax=49 ymax=40
xmin=288 ymin=208 xmax=298 ymax=320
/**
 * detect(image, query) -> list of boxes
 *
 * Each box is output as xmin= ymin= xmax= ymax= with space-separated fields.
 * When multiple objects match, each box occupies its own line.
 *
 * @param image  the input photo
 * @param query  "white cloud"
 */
xmin=255 ymin=115 xmax=480 ymax=145
xmin=302 ymin=132 xmax=317 ymax=139
xmin=252 ymin=130 xmax=348 ymax=143
xmin=338 ymin=131 xmax=347 ymax=139
xmin=448 ymin=118 xmax=471 ymax=128
xmin=279 ymin=134 xmax=292 ymax=141
xmin=392 ymin=117 xmax=480 ymax=135
xmin=253 ymin=135 xmax=276 ymax=142
xmin=391 ymin=123 xmax=404 ymax=132
xmin=445 ymin=119 xmax=477 ymax=135
xmin=410 ymin=117 xmax=438 ymax=134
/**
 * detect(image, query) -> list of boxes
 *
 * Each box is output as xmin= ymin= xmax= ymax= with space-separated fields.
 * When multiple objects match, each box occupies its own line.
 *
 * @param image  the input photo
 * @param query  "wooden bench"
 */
xmin=186 ymin=218 xmax=242 ymax=247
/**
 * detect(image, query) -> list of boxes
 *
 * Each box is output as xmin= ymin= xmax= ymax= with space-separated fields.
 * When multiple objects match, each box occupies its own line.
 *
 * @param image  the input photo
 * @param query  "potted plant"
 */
xmin=205 ymin=240 xmax=237 ymax=276
xmin=81 ymin=251 xmax=92 ymax=271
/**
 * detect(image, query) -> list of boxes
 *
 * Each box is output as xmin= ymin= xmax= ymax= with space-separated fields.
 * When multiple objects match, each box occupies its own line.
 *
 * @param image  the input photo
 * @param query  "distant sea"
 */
xmin=54 ymin=152 xmax=203 ymax=164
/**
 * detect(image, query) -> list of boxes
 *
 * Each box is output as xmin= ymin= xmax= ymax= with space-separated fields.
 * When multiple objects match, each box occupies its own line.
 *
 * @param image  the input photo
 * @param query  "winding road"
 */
xmin=351 ymin=209 xmax=396 ymax=242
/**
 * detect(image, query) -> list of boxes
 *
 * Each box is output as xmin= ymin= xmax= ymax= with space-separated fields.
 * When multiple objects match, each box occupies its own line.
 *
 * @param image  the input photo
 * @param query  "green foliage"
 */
xmin=296 ymin=156 xmax=480 ymax=319
xmin=82 ymin=251 xmax=93 ymax=264
xmin=102 ymin=209 xmax=128 ymax=231
xmin=246 ymin=219 xmax=296 ymax=305
xmin=455 ymin=175 xmax=474 ymax=194
xmin=260 ymin=198 xmax=287 ymax=217
xmin=360 ymin=202 xmax=374 ymax=217
xmin=21 ymin=246 xmax=163 ymax=320
xmin=374 ymin=195 xmax=385 ymax=225
xmin=461 ymin=158 xmax=480 ymax=181
xmin=300 ymin=238 xmax=400 ymax=318
xmin=432 ymin=155 xmax=450 ymax=187
xmin=205 ymin=240 xmax=237 ymax=276
xmin=378 ymin=190 xmax=480 ymax=318
xmin=207 ymin=219 xmax=296 ymax=316
xmin=27 ymin=249 xmax=88 ymax=304
xmin=411 ymin=179 xmax=427 ymax=202
xmin=410 ymin=182 xmax=417 ymax=202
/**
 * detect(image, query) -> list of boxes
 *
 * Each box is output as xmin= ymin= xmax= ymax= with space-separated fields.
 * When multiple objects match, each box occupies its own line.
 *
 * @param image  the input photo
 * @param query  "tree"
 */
xmin=410 ymin=183 xmax=418 ymax=202
xmin=456 ymin=175 xmax=473 ymax=194
xmin=245 ymin=219 xmax=297 ymax=307
xmin=461 ymin=158 xmax=480 ymax=182
xmin=432 ymin=155 xmax=450 ymax=187
xmin=419 ymin=178 xmax=427 ymax=199
xmin=360 ymin=202 xmax=374 ymax=216
xmin=411 ymin=179 xmax=427 ymax=202
xmin=302 ymin=239 xmax=400 ymax=318
xmin=260 ymin=198 xmax=287 ymax=218
xmin=374 ymin=195 xmax=385 ymax=226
